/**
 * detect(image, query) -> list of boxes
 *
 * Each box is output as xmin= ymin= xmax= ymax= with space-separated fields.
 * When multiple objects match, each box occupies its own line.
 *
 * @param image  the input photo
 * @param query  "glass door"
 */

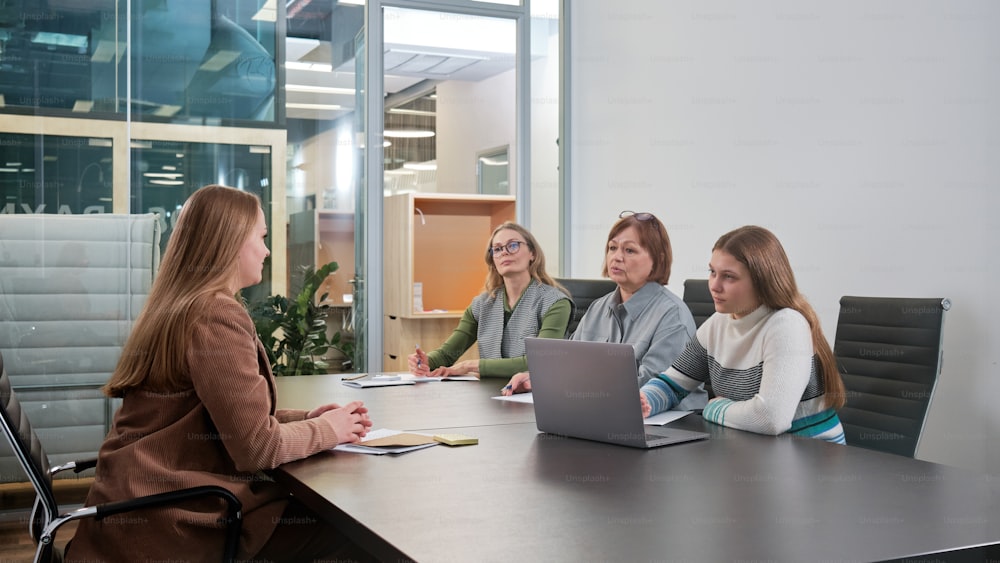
xmin=375 ymin=2 xmax=523 ymax=371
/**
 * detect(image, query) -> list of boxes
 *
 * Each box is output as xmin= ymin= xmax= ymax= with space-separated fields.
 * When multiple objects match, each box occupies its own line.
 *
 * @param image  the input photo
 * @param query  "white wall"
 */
xmin=568 ymin=0 xmax=1000 ymax=472
xmin=436 ymin=70 xmax=516 ymax=193
xmin=529 ymin=17 xmax=564 ymax=269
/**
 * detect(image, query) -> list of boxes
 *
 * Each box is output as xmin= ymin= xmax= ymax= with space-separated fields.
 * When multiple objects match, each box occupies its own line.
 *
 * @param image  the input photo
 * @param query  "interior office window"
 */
xmin=0 ymin=2 xmax=122 ymax=114
xmin=129 ymin=0 xmax=279 ymax=124
xmin=477 ymin=145 xmax=509 ymax=195
xmin=130 ymin=139 xmax=274 ymax=299
xmin=0 ymin=1 xmax=277 ymax=123
xmin=0 ymin=133 xmax=113 ymax=215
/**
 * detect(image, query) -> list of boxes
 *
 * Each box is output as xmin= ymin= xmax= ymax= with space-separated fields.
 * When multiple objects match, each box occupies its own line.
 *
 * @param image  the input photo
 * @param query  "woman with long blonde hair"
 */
xmin=640 ymin=225 xmax=846 ymax=443
xmin=68 ymin=185 xmax=374 ymax=562
xmin=408 ymin=221 xmax=571 ymax=379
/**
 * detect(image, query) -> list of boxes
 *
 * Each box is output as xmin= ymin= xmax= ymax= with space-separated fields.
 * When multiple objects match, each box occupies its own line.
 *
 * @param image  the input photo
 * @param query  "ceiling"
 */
xmin=284 ymin=1 xmax=518 ymax=122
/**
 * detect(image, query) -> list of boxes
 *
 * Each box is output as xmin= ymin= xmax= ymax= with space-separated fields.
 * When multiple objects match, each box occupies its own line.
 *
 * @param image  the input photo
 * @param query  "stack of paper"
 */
xmin=334 ymin=429 xmax=437 ymax=455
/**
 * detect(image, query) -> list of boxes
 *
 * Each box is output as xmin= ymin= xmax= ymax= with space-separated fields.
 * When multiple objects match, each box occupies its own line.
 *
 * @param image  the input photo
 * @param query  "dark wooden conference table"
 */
xmin=273 ymin=374 xmax=1000 ymax=563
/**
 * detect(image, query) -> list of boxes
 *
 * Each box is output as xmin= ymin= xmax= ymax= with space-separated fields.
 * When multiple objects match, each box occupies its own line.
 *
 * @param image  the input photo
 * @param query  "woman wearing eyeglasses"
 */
xmin=407 ymin=221 xmax=572 ymax=379
xmin=502 ymin=211 xmax=704 ymax=411
xmin=639 ymin=225 xmax=846 ymax=442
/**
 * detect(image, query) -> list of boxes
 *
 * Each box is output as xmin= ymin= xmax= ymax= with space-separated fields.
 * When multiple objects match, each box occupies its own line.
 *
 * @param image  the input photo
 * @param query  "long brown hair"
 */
xmin=104 ymin=185 xmax=262 ymax=397
xmin=600 ymin=212 xmax=673 ymax=284
xmin=482 ymin=222 xmax=567 ymax=298
xmin=713 ymin=225 xmax=845 ymax=409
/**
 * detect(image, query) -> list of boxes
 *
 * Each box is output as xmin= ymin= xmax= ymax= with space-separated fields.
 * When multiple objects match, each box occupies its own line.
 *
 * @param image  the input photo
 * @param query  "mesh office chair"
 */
xmin=834 ymin=296 xmax=950 ymax=457
xmin=0 ymin=350 xmax=244 ymax=563
xmin=554 ymin=278 xmax=617 ymax=337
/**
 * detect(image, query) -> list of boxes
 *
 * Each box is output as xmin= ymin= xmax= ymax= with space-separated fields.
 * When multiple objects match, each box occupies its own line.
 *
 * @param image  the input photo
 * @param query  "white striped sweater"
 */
xmin=641 ymin=305 xmax=845 ymax=443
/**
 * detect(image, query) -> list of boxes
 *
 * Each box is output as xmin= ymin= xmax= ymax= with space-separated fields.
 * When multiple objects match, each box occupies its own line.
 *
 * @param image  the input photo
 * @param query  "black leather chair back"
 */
xmin=682 ymin=279 xmax=714 ymax=328
xmin=554 ymin=278 xmax=617 ymax=337
xmin=681 ymin=279 xmax=715 ymax=397
xmin=834 ymin=296 xmax=949 ymax=457
xmin=0 ymin=350 xmax=59 ymax=547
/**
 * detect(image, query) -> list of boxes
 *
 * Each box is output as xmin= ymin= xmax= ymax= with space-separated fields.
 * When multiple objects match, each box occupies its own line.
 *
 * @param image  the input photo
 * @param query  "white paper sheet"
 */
xmin=491 ymin=392 xmax=534 ymax=404
xmin=333 ymin=428 xmax=438 ymax=455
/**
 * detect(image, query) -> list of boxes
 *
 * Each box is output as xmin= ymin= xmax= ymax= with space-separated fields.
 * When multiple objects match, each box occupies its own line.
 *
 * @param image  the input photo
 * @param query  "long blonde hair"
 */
xmin=482 ymin=222 xmax=567 ymax=298
xmin=104 ymin=185 xmax=261 ymax=397
xmin=713 ymin=226 xmax=845 ymax=409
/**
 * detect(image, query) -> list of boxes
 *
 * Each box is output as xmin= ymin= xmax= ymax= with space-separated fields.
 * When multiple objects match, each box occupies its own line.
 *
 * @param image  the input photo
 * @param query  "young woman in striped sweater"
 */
xmin=639 ymin=225 xmax=846 ymax=443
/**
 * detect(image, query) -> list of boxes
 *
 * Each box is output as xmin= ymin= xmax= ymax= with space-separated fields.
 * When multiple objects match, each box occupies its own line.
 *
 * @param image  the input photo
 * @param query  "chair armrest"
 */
xmin=49 ymin=457 xmax=98 ymax=477
xmin=41 ymin=485 xmax=243 ymax=563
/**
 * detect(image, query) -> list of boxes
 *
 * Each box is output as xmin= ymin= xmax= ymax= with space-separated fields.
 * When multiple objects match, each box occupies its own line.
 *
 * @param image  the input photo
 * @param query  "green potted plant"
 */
xmin=247 ymin=261 xmax=354 ymax=376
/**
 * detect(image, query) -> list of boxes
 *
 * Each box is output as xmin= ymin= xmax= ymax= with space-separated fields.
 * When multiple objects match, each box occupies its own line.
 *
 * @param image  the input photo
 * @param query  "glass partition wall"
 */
xmin=0 ymin=0 xmax=560 ymax=479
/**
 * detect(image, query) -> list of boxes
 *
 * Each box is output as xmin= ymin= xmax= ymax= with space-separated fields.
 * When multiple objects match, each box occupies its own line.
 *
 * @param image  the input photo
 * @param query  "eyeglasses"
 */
xmin=489 ymin=240 xmax=525 ymax=257
xmin=620 ymin=210 xmax=656 ymax=221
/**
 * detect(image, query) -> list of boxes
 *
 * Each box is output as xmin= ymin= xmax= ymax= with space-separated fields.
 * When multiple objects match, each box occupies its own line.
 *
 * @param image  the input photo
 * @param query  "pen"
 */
xmin=415 ymin=344 xmax=422 ymax=369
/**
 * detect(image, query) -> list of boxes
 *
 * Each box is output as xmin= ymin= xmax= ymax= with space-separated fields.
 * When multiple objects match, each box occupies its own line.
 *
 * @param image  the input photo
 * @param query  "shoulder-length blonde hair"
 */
xmin=104 ymin=185 xmax=262 ymax=397
xmin=713 ymin=225 xmax=845 ymax=409
xmin=482 ymin=222 xmax=567 ymax=298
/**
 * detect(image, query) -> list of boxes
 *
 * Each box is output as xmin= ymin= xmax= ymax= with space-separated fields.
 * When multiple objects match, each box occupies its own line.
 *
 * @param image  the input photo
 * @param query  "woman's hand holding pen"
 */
xmin=501 ymin=371 xmax=531 ymax=396
xmin=318 ymin=400 xmax=373 ymax=444
xmin=408 ymin=345 xmax=431 ymax=376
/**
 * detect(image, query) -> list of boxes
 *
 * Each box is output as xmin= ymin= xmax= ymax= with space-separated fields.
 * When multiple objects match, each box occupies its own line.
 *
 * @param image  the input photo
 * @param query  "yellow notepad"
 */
xmin=433 ymin=433 xmax=478 ymax=446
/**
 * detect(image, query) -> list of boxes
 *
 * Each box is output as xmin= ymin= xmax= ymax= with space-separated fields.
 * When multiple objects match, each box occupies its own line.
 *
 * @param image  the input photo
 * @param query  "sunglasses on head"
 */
xmin=619 ymin=210 xmax=656 ymax=221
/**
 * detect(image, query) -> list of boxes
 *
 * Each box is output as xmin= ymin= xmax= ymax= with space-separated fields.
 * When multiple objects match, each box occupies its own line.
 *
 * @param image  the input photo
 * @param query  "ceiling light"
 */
xmin=286 ymin=61 xmax=333 ymax=72
xmin=252 ymin=0 xmax=276 ymax=22
xmin=388 ymin=108 xmax=436 ymax=117
xmin=149 ymin=179 xmax=185 ymax=186
xmin=32 ymin=32 xmax=88 ymax=49
xmin=403 ymin=161 xmax=437 ymax=171
xmin=383 ymin=129 xmax=435 ymax=138
xmin=152 ymin=105 xmax=182 ymax=117
xmin=91 ymin=40 xmax=120 ymax=63
xmin=286 ymin=84 xmax=356 ymax=95
xmin=144 ymin=172 xmax=183 ymax=179
xmin=358 ymin=141 xmax=392 ymax=149
xmin=287 ymin=102 xmax=343 ymax=111
xmin=199 ymin=50 xmax=241 ymax=72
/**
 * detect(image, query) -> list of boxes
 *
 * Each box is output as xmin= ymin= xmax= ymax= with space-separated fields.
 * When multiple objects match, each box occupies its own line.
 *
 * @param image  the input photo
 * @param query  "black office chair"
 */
xmin=682 ymin=279 xmax=715 ymax=398
xmin=554 ymin=278 xmax=618 ymax=337
xmin=834 ymin=296 xmax=950 ymax=457
xmin=682 ymin=279 xmax=714 ymax=328
xmin=0 ymin=350 xmax=244 ymax=563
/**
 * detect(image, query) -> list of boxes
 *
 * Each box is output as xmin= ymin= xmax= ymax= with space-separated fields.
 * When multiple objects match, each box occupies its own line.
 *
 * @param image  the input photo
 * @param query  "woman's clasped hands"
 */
xmin=308 ymin=401 xmax=373 ymax=444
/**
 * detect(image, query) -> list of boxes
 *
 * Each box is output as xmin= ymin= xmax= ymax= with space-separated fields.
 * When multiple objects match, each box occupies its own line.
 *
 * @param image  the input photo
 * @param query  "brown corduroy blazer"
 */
xmin=66 ymin=295 xmax=341 ymax=562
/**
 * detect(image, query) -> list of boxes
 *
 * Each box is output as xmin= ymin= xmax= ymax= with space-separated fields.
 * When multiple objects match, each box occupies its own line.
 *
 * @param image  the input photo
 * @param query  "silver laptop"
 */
xmin=525 ymin=338 xmax=709 ymax=449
